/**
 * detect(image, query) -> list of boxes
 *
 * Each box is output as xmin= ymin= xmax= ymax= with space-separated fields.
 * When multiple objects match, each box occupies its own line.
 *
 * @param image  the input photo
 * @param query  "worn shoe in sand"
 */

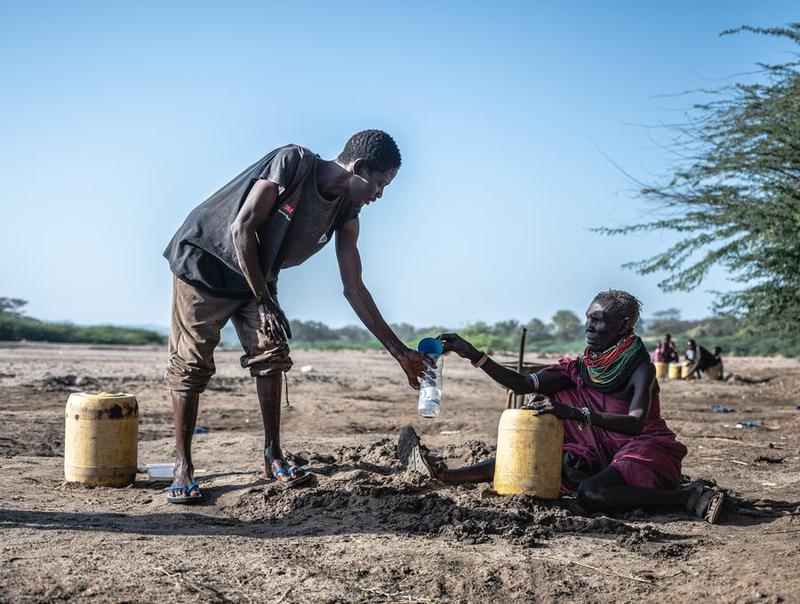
xmin=397 ymin=425 xmax=436 ymax=478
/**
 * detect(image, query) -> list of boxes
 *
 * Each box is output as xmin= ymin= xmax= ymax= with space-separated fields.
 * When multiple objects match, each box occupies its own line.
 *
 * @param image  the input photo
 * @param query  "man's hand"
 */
xmin=438 ymin=333 xmax=479 ymax=361
xmin=396 ymin=348 xmax=432 ymax=390
xmin=257 ymin=297 xmax=292 ymax=343
xmin=523 ymin=395 xmax=579 ymax=421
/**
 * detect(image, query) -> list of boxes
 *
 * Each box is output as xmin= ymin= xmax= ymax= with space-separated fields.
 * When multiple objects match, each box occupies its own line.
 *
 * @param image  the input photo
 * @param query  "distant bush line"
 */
xmin=0 ymin=298 xmax=165 ymax=346
xmin=286 ymin=309 xmax=799 ymax=358
xmin=3 ymin=297 xmax=796 ymax=357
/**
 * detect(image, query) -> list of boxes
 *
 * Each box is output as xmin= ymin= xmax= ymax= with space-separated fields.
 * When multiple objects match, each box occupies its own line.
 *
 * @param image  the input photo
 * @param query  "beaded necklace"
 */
xmin=579 ymin=333 xmax=648 ymax=393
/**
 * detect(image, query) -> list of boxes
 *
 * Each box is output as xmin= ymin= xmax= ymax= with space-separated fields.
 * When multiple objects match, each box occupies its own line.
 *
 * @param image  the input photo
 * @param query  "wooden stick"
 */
xmin=517 ymin=327 xmax=528 ymax=373
xmin=531 ymin=555 xmax=654 ymax=584
xmin=513 ymin=327 xmax=528 ymax=409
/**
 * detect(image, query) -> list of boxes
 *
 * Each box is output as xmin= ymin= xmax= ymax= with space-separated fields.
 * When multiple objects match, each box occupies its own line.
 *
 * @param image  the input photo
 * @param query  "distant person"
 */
xmin=398 ymin=290 xmax=725 ymax=523
xmin=652 ymin=341 xmax=665 ymax=363
xmin=662 ymin=333 xmax=679 ymax=363
xmin=683 ymin=340 xmax=723 ymax=380
xmin=162 ymin=130 xmax=429 ymax=502
xmin=713 ymin=346 xmax=724 ymax=378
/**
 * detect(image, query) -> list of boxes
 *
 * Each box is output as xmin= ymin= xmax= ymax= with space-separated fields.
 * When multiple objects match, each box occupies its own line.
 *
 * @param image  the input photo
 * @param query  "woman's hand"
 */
xmin=523 ymin=395 xmax=580 ymax=421
xmin=437 ymin=333 xmax=480 ymax=361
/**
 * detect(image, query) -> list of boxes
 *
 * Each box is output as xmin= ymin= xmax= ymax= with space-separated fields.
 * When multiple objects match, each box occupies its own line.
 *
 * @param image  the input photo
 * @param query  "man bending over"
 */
xmin=163 ymin=130 xmax=429 ymax=502
xmin=684 ymin=340 xmax=723 ymax=380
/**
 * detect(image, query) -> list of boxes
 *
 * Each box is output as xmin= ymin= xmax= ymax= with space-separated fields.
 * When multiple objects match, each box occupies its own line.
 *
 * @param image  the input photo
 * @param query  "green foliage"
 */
xmin=6 ymin=297 xmax=793 ymax=356
xmin=459 ymin=321 xmax=509 ymax=354
xmin=0 ymin=297 xmax=28 ymax=316
xmin=551 ymin=309 xmax=583 ymax=340
xmin=286 ymin=310 xmax=798 ymax=357
xmin=289 ymin=320 xmax=339 ymax=342
xmin=525 ymin=318 xmax=552 ymax=341
xmin=651 ymin=308 xmax=681 ymax=321
xmin=0 ymin=313 xmax=165 ymax=345
xmin=598 ymin=24 xmax=800 ymax=338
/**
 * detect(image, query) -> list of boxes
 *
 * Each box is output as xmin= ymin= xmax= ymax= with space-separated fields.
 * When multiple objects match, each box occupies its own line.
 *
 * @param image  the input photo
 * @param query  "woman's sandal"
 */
xmin=687 ymin=485 xmax=725 ymax=524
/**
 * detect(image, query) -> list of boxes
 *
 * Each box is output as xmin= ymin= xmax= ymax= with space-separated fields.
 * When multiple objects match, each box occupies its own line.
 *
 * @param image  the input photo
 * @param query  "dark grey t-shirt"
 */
xmin=164 ymin=145 xmax=360 ymax=297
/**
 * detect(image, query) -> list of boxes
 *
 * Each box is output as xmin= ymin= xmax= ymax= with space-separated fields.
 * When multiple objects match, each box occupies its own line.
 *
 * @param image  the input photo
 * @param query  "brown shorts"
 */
xmin=165 ymin=276 xmax=292 ymax=393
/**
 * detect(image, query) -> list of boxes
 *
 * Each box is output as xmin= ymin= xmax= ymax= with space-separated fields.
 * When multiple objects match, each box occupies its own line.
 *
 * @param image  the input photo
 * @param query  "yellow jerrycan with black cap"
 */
xmin=64 ymin=392 xmax=139 ymax=487
xmin=493 ymin=409 xmax=564 ymax=498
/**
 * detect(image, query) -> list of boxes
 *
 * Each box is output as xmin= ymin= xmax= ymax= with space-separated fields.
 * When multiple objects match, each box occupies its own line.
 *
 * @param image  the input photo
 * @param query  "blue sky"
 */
xmin=1 ymin=2 xmax=797 ymax=328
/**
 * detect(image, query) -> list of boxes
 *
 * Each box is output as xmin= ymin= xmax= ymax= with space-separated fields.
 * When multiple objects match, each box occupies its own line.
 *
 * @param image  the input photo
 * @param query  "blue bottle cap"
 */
xmin=417 ymin=337 xmax=443 ymax=355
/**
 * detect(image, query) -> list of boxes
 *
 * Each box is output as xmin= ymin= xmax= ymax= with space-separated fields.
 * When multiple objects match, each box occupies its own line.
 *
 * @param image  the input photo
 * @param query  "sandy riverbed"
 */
xmin=1 ymin=343 xmax=798 ymax=603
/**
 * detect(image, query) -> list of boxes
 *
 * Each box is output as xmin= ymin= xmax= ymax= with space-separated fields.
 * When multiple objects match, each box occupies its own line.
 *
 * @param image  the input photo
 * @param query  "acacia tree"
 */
xmin=600 ymin=24 xmax=800 ymax=336
xmin=0 ymin=298 xmax=27 ymax=316
xmin=551 ymin=310 xmax=583 ymax=339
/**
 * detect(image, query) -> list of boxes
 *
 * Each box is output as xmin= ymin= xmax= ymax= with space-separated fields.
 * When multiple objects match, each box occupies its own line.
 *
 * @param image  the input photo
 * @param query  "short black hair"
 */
xmin=593 ymin=289 xmax=642 ymax=329
xmin=338 ymin=129 xmax=402 ymax=172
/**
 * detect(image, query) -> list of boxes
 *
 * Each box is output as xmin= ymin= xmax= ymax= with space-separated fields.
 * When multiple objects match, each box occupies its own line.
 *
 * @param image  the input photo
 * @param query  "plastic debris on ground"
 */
xmin=193 ymin=427 xmax=209 ymax=434
xmin=300 ymin=365 xmax=314 ymax=373
xmin=143 ymin=463 xmax=174 ymax=480
xmin=712 ymin=406 xmax=734 ymax=413
xmin=735 ymin=420 xmax=763 ymax=429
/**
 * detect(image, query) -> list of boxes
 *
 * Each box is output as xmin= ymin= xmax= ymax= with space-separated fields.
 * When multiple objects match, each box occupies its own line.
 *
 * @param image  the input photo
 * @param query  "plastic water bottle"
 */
xmin=417 ymin=337 xmax=444 ymax=418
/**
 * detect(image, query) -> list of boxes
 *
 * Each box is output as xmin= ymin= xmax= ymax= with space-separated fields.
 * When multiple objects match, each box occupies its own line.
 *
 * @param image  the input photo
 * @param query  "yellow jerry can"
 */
xmin=668 ymin=363 xmax=683 ymax=380
xmin=704 ymin=363 xmax=722 ymax=380
xmin=654 ymin=362 xmax=668 ymax=379
xmin=493 ymin=408 xmax=564 ymax=498
xmin=64 ymin=392 xmax=138 ymax=487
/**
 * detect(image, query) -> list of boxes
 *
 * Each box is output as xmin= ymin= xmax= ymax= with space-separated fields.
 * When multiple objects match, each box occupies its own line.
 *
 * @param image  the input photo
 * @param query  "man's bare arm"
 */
xmin=335 ymin=218 xmax=427 ymax=388
xmin=230 ymin=179 xmax=278 ymax=302
xmin=336 ymin=218 xmax=406 ymax=356
xmin=230 ymin=179 xmax=291 ymax=340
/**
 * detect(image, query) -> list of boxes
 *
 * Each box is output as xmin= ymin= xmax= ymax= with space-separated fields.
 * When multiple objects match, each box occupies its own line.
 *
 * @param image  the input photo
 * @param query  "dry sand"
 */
xmin=1 ymin=343 xmax=798 ymax=603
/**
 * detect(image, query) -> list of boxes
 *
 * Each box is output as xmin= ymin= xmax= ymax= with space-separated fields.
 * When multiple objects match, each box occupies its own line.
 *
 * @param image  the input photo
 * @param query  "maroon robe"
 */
xmin=549 ymin=357 xmax=687 ymax=493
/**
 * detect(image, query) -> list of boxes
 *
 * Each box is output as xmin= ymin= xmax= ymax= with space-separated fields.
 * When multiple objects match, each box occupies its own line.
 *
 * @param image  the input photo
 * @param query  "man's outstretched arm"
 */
xmin=335 ymin=218 xmax=428 ymax=389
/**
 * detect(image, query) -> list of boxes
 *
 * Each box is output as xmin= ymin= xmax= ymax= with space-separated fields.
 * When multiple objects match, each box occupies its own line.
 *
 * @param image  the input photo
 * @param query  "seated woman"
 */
xmin=398 ymin=289 xmax=725 ymax=523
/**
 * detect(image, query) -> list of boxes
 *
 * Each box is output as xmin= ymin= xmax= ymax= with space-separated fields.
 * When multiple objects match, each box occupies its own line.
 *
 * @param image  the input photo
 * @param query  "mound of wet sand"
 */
xmin=31 ymin=373 xmax=151 ymax=392
xmin=223 ymin=439 xmax=691 ymax=556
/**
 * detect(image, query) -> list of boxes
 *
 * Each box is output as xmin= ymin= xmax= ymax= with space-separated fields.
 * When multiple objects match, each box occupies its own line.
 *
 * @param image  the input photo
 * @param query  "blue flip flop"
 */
xmin=166 ymin=482 xmax=203 ymax=504
xmin=273 ymin=466 xmax=313 ymax=490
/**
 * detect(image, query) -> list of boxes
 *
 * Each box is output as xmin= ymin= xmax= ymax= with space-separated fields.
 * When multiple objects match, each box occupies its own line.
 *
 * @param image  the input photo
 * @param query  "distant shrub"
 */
xmin=0 ymin=314 xmax=165 ymax=345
